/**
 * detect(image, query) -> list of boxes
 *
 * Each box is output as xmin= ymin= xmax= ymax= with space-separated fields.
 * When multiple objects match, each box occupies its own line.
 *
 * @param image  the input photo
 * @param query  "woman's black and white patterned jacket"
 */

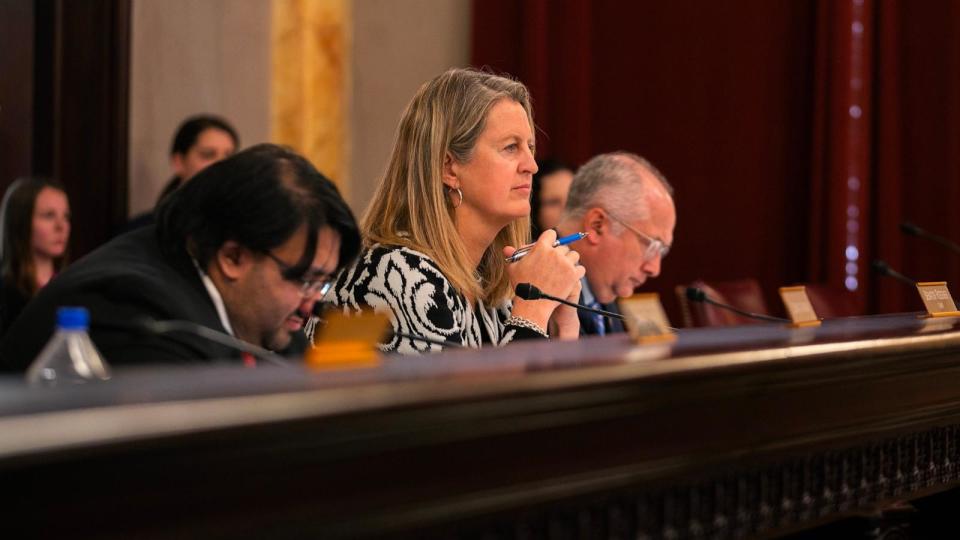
xmin=328 ymin=244 xmax=545 ymax=354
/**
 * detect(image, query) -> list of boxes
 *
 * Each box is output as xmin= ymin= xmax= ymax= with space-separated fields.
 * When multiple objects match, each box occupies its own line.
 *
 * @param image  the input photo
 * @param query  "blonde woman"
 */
xmin=332 ymin=68 xmax=584 ymax=353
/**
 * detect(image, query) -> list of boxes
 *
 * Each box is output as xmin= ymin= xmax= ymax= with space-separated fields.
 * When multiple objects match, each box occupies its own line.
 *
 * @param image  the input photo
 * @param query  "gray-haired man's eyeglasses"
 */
xmin=605 ymin=211 xmax=670 ymax=261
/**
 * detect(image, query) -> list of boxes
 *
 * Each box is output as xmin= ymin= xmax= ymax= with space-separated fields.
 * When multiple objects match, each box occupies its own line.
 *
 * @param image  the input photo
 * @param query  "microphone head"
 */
xmin=871 ymin=259 xmax=891 ymax=275
xmin=685 ymin=287 xmax=707 ymax=303
xmin=900 ymin=221 xmax=923 ymax=237
xmin=514 ymin=283 xmax=542 ymax=300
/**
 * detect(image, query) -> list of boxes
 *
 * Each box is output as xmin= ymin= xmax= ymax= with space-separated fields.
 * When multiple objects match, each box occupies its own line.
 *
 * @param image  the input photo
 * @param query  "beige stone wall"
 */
xmin=128 ymin=0 xmax=272 ymax=216
xmin=271 ymin=0 xmax=350 ymax=198
xmin=349 ymin=0 xmax=471 ymax=215
xmin=128 ymin=0 xmax=471 ymax=217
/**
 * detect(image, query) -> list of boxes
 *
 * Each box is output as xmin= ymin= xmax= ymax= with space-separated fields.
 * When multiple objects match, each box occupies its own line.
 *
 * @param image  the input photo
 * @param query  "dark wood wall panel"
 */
xmin=49 ymin=0 xmax=131 ymax=256
xmin=0 ymin=0 xmax=129 ymax=260
xmin=0 ymin=0 xmax=35 ymax=187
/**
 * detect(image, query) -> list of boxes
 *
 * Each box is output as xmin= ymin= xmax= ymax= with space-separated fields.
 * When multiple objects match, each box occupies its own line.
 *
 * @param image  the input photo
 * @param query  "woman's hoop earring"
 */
xmin=448 ymin=187 xmax=463 ymax=209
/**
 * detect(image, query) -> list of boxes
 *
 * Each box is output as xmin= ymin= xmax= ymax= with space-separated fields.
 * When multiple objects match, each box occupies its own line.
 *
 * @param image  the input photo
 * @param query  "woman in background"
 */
xmin=0 ymin=178 xmax=71 ymax=334
xmin=158 ymin=114 xmax=239 ymax=202
xmin=530 ymin=158 xmax=574 ymax=238
xmin=123 ymin=114 xmax=239 ymax=233
xmin=332 ymin=68 xmax=584 ymax=354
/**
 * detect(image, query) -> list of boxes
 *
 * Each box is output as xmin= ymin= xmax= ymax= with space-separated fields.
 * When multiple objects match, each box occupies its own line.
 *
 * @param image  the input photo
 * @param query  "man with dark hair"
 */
xmin=554 ymin=152 xmax=676 ymax=336
xmin=0 ymin=144 xmax=361 ymax=370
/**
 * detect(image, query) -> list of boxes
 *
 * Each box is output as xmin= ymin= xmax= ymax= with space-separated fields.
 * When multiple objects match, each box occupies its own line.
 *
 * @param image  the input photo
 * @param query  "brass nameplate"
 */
xmin=306 ymin=309 xmax=391 ymax=369
xmin=778 ymin=285 xmax=821 ymax=328
xmin=618 ymin=293 xmax=676 ymax=344
xmin=916 ymin=281 xmax=960 ymax=318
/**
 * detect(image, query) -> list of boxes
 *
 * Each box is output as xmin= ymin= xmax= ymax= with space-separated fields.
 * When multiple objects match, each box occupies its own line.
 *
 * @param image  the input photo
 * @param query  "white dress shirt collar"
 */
xmin=191 ymin=258 xmax=235 ymax=336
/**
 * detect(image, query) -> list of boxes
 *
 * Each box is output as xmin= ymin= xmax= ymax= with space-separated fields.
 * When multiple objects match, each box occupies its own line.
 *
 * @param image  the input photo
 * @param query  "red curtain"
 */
xmin=873 ymin=0 xmax=960 ymax=314
xmin=472 ymin=0 xmax=594 ymax=165
xmin=807 ymin=0 xmax=873 ymax=314
xmin=473 ymin=0 xmax=960 ymax=320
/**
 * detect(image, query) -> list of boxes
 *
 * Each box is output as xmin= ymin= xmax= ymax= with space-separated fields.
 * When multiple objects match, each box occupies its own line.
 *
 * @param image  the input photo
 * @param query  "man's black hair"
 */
xmin=156 ymin=144 xmax=360 ymax=278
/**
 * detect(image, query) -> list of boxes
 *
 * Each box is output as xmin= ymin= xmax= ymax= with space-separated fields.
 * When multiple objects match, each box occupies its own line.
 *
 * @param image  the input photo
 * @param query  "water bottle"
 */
xmin=26 ymin=307 xmax=111 ymax=387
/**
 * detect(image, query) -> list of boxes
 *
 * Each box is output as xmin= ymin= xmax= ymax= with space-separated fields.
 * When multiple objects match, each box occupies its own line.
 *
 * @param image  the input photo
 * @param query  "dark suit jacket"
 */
xmin=0 ymin=279 xmax=29 ymax=337
xmin=0 ymin=226 xmax=239 ymax=372
xmin=577 ymin=293 xmax=626 ymax=336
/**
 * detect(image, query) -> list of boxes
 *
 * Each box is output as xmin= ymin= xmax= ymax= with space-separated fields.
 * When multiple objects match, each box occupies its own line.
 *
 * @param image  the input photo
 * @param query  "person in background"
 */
xmin=0 ymin=145 xmax=360 ymax=370
xmin=122 ymin=114 xmax=239 ymax=233
xmin=530 ymin=159 xmax=574 ymax=237
xmin=553 ymin=152 xmax=676 ymax=336
xmin=0 ymin=178 xmax=71 ymax=334
xmin=331 ymin=68 xmax=584 ymax=354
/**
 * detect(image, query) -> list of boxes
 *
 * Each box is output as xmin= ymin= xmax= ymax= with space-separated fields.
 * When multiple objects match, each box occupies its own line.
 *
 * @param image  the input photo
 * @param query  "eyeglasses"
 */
xmin=264 ymin=251 xmax=334 ymax=299
xmin=605 ymin=211 xmax=671 ymax=261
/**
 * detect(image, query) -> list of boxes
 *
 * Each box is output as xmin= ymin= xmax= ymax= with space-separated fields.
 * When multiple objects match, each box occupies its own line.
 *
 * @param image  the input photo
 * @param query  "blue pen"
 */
xmin=505 ymin=232 xmax=588 ymax=263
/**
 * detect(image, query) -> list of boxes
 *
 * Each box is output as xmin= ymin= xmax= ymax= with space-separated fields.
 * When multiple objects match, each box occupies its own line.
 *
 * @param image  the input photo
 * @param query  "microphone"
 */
xmin=871 ymin=259 xmax=918 ymax=286
xmin=141 ymin=319 xmax=290 ymax=366
xmin=94 ymin=318 xmax=290 ymax=366
xmin=514 ymin=283 xmax=625 ymax=321
xmin=900 ymin=221 xmax=960 ymax=256
xmin=684 ymin=286 xmax=788 ymax=323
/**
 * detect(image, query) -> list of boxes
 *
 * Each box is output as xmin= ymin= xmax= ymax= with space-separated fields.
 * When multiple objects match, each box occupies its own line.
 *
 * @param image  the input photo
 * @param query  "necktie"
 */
xmin=603 ymin=303 xmax=624 ymax=333
xmin=241 ymin=352 xmax=257 ymax=367
xmin=587 ymin=300 xmax=606 ymax=336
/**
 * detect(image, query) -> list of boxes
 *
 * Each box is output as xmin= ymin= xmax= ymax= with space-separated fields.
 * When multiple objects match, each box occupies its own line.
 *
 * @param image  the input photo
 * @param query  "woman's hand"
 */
xmin=505 ymin=230 xmax=585 ymax=332
xmin=548 ymin=277 xmax=581 ymax=339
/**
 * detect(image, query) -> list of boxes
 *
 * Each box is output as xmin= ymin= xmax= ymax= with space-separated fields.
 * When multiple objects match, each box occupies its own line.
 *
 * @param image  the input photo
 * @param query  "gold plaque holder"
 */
xmin=306 ymin=310 xmax=391 ymax=369
xmin=634 ymin=332 xmax=678 ymax=345
xmin=778 ymin=285 xmax=822 ymax=328
xmin=617 ymin=293 xmax=677 ymax=345
xmin=307 ymin=342 xmax=380 ymax=368
xmin=787 ymin=319 xmax=822 ymax=328
xmin=916 ymin=281 xmax=960 ymax=318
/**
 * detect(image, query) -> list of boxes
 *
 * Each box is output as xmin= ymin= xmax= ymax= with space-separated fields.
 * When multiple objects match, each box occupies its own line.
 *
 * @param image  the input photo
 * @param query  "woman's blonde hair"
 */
xmin=363 ymin=68 xmax=534 ymax=306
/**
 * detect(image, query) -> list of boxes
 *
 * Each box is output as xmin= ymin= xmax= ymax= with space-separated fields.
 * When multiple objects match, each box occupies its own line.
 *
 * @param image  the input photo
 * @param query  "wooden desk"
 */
xmin=2 ymin=313 xmax=960 ymax=538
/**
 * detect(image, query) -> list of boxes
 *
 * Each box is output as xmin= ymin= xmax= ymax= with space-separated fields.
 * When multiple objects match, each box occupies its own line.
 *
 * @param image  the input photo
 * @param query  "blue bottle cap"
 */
xmin=56 ymin=307 xmax=90 ymax=330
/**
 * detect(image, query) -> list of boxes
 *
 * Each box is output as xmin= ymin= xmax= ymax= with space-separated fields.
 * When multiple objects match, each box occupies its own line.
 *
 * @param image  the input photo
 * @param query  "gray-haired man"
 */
xmin=554 ymin=152 xmax=676 ymax=336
